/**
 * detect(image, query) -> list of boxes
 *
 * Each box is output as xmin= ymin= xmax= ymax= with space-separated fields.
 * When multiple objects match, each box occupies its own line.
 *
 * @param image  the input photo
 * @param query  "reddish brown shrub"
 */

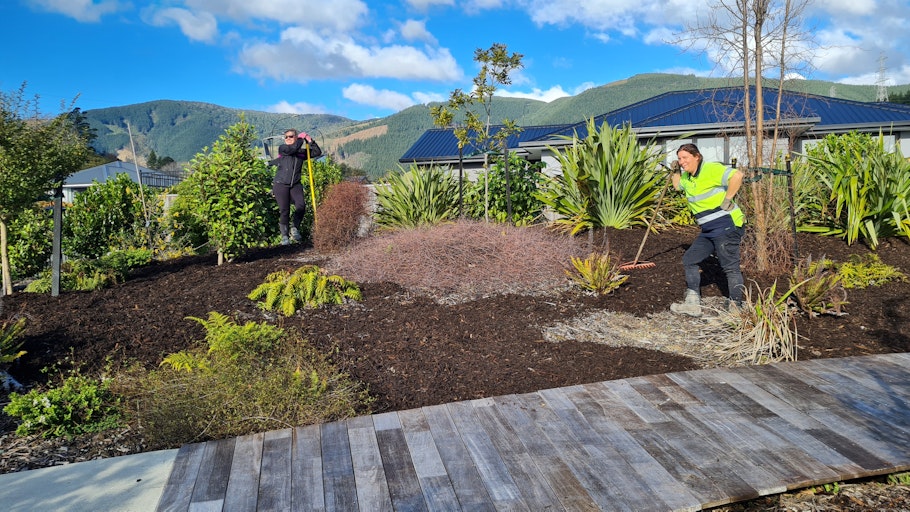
xmin=313 ymin=181 xmax=371 ymax=252
xmin=327 ymin=219 xmax=586 ymax=301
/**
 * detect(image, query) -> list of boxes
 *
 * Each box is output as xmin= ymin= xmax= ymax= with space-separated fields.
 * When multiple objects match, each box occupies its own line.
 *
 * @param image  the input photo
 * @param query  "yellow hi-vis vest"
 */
xmin=679 ymin=161 xmax=745 ymax=234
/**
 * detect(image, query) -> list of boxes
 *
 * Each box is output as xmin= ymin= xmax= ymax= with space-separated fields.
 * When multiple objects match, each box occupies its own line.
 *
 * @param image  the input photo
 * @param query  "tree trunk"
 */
xmin=1 ymin=220 xmax=12 ymax=295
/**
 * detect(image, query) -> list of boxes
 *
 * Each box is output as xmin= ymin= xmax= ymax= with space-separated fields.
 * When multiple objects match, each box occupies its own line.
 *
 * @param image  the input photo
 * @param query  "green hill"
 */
xmin=84 ymin=74 xmax=910 ymax=180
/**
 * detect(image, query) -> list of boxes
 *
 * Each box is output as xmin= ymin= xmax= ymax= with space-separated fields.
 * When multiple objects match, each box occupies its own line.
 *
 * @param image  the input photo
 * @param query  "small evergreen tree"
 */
xmin=182 ymin=115 xmax=275 ymax=264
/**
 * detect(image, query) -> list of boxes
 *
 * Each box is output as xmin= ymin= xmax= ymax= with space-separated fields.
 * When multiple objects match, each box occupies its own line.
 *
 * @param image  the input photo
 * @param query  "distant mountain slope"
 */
xmin=84 ymin=74 xmax=909 ymax=180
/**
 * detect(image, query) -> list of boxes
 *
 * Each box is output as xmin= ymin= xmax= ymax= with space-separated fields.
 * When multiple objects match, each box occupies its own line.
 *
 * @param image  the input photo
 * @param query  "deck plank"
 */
xmin=222 ymin=432 xmax=262 ymax=512
xmin=188 ymin=437 xmax=235 ymax=507
xmin=257 ymin=429 xmax=292 ymax=512
xmin=291 ymin=424 xmax=324 ymax=512
xmin=155 ymin=353 xmax=910 ymax=512
xmin=347 ymin=415 xmax=393 ymax=512
xmin=157 ymin=442 xmax=206 ymax=512
xmin=372 ymin=411 xmax=428 ymax=512
xmin=422 ymin=404 xmax=496 ymax=511
xmin=321 ymin=420 xmax=358 ymax=511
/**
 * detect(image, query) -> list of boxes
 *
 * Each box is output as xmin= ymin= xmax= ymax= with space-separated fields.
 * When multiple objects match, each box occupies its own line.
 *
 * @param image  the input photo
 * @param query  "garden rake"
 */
xmin=619 ymin=163 xmax=674 ymax=270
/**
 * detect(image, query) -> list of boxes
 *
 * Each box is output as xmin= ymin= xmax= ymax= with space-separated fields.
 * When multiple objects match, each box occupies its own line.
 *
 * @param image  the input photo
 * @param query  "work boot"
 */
xmin=280 ymin=236 xmax=290 ymax=246
xmin=670 ymin=289 xmax=702 ymax=317
xmin=290 ymin=226 xmax=302 ymax=242
xmin=726 ymin=298 xmax=744 ymax=315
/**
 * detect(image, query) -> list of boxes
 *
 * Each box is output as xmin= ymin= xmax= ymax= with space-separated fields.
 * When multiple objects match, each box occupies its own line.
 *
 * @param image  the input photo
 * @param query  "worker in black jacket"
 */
xmin=270 ymin=129 xmax=322 ymax=245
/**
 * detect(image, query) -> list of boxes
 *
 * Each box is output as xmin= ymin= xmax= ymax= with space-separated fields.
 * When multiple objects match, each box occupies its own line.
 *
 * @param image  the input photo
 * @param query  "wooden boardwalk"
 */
xmin=156 ymin=353 xmax=910 ymax=511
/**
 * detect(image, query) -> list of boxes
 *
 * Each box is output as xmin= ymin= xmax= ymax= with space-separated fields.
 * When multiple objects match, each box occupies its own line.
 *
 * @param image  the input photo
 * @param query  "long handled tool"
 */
xmin=305 ymin=141 xmax=318 ymax=224
xmin=619 ymin=165 xmax=674 ymax=270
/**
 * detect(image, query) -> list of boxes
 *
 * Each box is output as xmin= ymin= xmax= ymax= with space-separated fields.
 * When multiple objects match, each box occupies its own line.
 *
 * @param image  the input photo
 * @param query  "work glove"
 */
xmin=721 ymin=198 xmax=735 ymax=211
xmin=298 ymin=132 xmax=313 ymax=143
xmin=671 ymin=160 xmax=680 ymax=172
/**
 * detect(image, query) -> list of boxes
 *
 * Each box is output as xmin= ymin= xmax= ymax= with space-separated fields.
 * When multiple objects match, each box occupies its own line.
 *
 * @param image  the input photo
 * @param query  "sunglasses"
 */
xmin=284 ymin=135 xmax=295 ymax=139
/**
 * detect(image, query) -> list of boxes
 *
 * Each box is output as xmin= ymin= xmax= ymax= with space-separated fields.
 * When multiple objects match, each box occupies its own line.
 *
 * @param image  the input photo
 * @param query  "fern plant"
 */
xmin=566 ymin=252 xmax=629 ymax=294
xmin=186 ymin=311 xmax=284 ymax=359
xmin=248 ymin=265 xmax=362 ymax=316
xmin=0 ymin=318 xmax=27 ymax=365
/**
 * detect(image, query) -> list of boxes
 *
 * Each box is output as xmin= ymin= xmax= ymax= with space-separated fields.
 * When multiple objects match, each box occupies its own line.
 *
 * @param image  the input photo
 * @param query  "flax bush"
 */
xmin=374 ymin=165 xmax=459 ymax=228
xmin=800 ymin=132 xmax=910 ymax=248
xmin=536 ymin=119 xmax=663 ymax=234
xmin=788 ymin=255 xmax=848 ymax=317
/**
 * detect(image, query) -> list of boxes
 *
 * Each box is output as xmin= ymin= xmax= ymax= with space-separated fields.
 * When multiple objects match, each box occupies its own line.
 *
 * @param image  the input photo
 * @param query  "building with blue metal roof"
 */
xmin=63 ymin=160 xmax=184 ymax=203
xmin=400 ymin=87 xmax=910 ymax=176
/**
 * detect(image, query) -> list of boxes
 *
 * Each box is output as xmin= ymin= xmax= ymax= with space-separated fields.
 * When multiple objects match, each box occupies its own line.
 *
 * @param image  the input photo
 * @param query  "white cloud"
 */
xmin=146 ymin=8 xmax=218 ymax=43
xmin=400 ymin=19 xmax=437 ymax=44
xmin=184 ymin=0 xmax=368 ymax=32
xmin=343 ymin=83 xmax=418 ymax=111
xmin=266 ymin=100 xmax=328 ymax=115
xmin=572 ymin=82 xmax=597 ymax=95
xmin=405 ymin=0 xmax=455 ymax=9
xmin=239 ymin=28 xmax=462 ymax=82
xmin=816 ymin=0 xmax=877 ymax=16
xmin=498 ymin=85 xmax=571 ymax=103
xmin=31 ymin=0 xmax=122 ymax=22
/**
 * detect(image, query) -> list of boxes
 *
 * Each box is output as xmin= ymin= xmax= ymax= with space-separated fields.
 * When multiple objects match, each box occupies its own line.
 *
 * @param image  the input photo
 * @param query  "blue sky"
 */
xmin=2 ymin=0 xmax=909 ymax=122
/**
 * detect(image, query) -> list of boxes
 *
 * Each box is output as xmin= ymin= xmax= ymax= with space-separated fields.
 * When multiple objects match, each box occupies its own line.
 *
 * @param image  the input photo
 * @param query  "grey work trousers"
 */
xmin=682 ymin=226 xmax=745 ymax=302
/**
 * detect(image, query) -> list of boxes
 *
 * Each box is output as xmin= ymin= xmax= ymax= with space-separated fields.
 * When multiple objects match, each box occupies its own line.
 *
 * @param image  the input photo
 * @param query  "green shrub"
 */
xmin=374 ymin=165 xmax=459 ymax=228
xmin=248 ymin=265 xmax=362 ymax=316
xmin=63 ymin=173 xmax=163 ymax=259
xmin=24 ymin=248 xmax=153 ymax=293
xmin=566 ymin=252 xmax=628 ymax=295
xmin=3 ymin=375 xmax=121 ymax=438
xmin=837 ymin=254 xmax=907 ymax=289
xmin=113 ymin=321 xmax=373 ymax=448
xmin=464 ymin=152 xmax=546 ymax=225
xmin=8 ymin=205 xmax=53 ymax=279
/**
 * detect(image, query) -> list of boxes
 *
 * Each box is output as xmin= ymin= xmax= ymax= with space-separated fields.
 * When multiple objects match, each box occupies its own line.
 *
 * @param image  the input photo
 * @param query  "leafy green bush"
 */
xmin=836 ymin=254 xmax=907 ymax=289
xmin=114 ymin=316 xmax=373 ymax=448
xmin=566 ymin=252 xmax=628 ymax=294
xmin=536 ymin=119 xmax=664 ymax=234
xmin=248 ymin=265 xmax=362 ymax=316
xmin=24 ymin=248 xmax=152 ymax=293
xmin=63 ymin=173 xmax=163 ymax=259
xmin=374 ymin=165 xmax=459 ymax=228
xmin=800 ymin=132 xmax=910 ymax=248
xmin=8 ymin=205 xmax=53 ymax=279
xmin=3 ymin=375 xmax=121 ymax=438
xmin=464 ymin=152 xmax=546 ymax=225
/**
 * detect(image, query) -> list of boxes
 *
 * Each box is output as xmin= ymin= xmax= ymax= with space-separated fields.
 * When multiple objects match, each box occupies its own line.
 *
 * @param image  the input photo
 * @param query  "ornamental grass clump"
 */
xmin=712 ymin=280 xmax=801 ymax=365
xmin=248 ymin=265 xmax=362 ymax=317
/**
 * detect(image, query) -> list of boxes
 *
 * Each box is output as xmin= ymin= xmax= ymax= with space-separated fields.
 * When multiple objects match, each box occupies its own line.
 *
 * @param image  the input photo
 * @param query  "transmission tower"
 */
xmin=876 ymin=54 xmax=889 ymax=102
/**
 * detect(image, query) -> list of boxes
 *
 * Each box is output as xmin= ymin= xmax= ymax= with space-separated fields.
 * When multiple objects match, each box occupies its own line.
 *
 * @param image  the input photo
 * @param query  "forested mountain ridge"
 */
xmin=84 ymin=73 xmax=910 ymax=180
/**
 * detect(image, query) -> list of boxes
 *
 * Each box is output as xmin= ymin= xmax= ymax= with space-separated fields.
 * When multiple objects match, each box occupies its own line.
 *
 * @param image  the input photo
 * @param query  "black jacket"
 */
xmin=270 ymin=138 xmax=322 ymax=186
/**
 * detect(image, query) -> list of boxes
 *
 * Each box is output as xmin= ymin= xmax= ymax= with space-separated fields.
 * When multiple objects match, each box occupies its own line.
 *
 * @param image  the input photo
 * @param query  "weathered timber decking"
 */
xmin=156 ymin=353 xmax=910 ymax=511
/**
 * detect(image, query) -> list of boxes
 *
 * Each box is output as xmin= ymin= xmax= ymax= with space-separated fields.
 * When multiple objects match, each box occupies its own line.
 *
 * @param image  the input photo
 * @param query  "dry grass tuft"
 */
xmin=326 ymin=220 xmax=586 ymax=302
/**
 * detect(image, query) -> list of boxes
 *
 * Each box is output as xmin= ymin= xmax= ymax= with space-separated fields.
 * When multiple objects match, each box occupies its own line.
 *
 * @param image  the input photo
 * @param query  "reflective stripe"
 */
xmin=688 ymin=186 xmax=726 ymax=203
xmin=695 ymin=209 xmax=732 ymax=225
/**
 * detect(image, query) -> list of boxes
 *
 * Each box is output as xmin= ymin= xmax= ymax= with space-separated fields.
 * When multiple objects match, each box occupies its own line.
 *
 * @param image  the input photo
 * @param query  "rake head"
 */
xmin=618 ymin=260 xmax=656 ymax=271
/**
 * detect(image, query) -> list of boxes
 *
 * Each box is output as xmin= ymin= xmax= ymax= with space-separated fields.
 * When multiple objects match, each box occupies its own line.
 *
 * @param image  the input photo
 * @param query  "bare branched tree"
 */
xmin=673 ymin=0 xmax=815 ymax=271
